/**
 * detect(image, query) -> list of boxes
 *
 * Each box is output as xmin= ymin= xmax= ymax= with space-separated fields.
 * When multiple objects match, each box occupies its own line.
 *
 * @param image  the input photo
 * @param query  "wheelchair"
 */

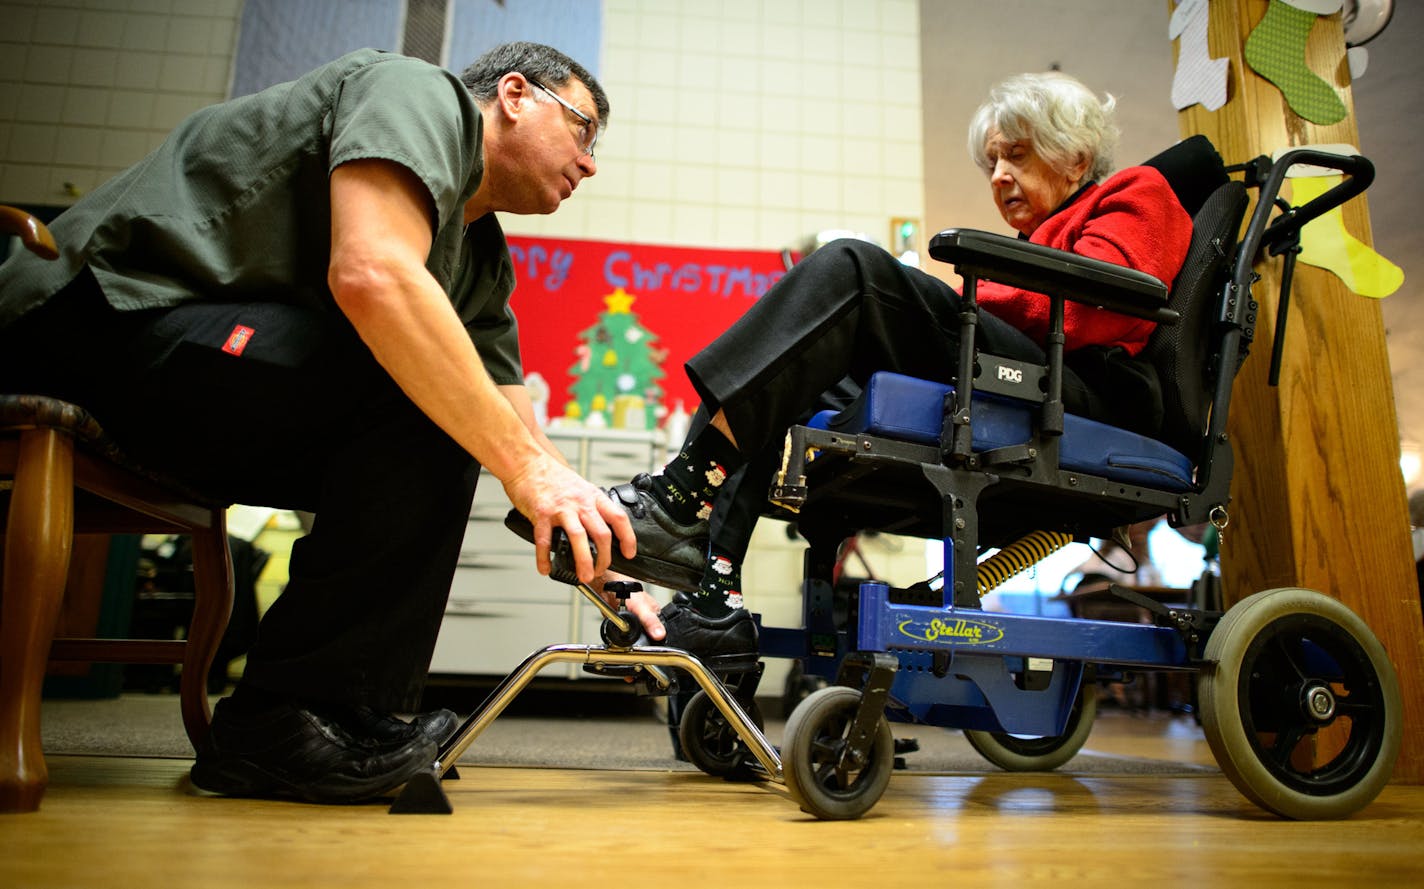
xmin=391 ymin=136 xmax=1403 ymax=822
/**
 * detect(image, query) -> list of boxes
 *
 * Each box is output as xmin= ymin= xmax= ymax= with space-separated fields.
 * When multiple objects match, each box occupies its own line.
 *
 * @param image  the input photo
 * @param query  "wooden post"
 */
xmin=1176 ymin=0 xmax=1422 ymax=782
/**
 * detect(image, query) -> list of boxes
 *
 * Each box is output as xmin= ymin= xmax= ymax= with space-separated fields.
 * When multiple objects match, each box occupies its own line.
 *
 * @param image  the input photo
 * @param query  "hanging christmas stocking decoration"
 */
xmin=1292 ymin=173 xmax=1404 ymax=298
xmin=1170 ymin=0 xmax=1229 ymax=112
xmin=1244 ymin=0 xmax=1347 ymax=125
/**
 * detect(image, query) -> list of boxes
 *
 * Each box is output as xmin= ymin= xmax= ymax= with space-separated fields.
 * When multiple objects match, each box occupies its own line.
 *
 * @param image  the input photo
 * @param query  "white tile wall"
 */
xmin=509 ymin=0 xmax=925 ymax=254
xmin=1 ymin=0 xmax=924 ymax=250
xmin=0 ymin=0 xmax=242 ymax=206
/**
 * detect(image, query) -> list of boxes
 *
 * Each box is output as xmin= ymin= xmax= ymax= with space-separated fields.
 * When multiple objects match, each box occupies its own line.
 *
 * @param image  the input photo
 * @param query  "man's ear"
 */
xmin=494 ymin=72 xmax=533 ymax=122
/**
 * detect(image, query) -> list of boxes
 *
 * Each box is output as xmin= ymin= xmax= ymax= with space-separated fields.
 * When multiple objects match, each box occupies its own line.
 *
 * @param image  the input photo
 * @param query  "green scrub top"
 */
xmin=0 ymin=48 xmax=523 ymax=385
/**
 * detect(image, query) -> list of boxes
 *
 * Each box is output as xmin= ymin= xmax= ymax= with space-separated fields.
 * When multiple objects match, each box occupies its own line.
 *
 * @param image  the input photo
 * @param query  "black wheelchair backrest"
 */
xmin=1142 ymin=180 xmax=1249 ymax=458
xmin=1134 ymin=136 xmax=1249 ymax=459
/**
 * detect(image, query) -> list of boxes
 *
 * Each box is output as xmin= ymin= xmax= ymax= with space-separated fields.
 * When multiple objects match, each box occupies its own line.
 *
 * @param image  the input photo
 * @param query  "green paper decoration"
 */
xmin=1245 ymin=0 xmax=1347 ymax=125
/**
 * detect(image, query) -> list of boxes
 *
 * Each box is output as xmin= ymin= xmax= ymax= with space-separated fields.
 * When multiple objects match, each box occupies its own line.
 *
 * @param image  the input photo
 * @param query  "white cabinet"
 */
xmin=429 ymin=427 xmax=668 ymax=677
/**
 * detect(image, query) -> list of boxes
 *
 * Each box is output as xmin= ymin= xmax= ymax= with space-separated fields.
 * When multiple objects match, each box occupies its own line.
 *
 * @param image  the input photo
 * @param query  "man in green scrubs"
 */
xmin=0 ymin=42 xmax=643 ymax=803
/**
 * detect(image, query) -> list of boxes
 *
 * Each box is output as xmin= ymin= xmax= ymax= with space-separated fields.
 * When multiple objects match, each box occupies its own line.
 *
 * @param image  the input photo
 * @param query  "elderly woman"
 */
xmin=517 ymin=72 xmax=1194 ymax=661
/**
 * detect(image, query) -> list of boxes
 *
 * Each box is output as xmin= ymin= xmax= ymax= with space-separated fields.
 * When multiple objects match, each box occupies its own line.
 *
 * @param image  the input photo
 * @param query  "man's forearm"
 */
xmin=498 ymin=383 xmax=572 ymax=468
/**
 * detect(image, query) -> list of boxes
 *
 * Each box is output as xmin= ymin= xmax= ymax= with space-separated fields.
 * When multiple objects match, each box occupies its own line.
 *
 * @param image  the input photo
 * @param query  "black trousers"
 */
xmin=0 ymin=271 xmax=479 ymax=710
xmin=685 ymin=238 xmax=1076 ymax=457
xmin=696 ymin=378 xmax=859 ymax=563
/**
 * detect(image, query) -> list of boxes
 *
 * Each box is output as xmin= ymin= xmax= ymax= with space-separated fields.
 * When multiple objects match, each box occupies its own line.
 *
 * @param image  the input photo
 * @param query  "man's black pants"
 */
xmin=0 ymin=271 xmax=478 ymax=711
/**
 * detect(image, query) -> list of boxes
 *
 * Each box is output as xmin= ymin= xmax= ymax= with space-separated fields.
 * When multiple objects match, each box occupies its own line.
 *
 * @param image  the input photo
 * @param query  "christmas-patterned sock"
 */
xmin=1293 ymin=174 xmax=1404 ymax=298
xmin=646 ymin=426 xmax=744 ymax=525
xmin=688 ymin=546 xmax=744 ymax=618
xmin=1244 ymin=0 xmax=1346 ymax=125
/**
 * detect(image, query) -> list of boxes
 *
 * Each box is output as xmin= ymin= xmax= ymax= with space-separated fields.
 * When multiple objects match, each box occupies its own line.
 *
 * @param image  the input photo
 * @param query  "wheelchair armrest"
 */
xmin=928 ymin=228 xmax=1176 ymax=324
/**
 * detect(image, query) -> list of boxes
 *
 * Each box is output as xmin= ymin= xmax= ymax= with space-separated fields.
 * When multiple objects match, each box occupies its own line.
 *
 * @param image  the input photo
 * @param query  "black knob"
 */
xmin=603 ymin=580 xmax=642 ymax=602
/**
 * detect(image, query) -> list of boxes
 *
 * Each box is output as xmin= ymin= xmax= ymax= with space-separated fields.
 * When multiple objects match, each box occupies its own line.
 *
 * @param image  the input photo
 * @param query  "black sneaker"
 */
xmin=658 ymin=601 xmax=760 ymax=674
xmin=190 ymin=697 xmax=438 ymax=804
xmin=504 ymin=473 xmax=709 ymax=590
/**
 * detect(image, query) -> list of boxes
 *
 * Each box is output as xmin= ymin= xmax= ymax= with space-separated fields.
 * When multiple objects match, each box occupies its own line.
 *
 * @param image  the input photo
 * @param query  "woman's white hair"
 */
xmin=967 ymin=71 xmax=1119 ymax=182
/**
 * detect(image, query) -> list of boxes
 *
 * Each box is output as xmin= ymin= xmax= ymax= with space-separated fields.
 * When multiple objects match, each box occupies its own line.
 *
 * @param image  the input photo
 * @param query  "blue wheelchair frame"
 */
xmin=764 ymin=582 xmax=1189 ymax=737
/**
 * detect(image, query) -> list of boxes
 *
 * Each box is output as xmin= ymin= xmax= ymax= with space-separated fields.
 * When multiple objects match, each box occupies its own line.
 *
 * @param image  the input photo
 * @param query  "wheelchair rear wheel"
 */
xmin=963 ymin=673 xmax=1097 ymax=771
xmin=1198 ymin=587 xmax=1402 ymax=820
xmin=783 ymin=686 xmax=895 ymax=820
xmin=677 ymin=689 xmax=764 ymax=780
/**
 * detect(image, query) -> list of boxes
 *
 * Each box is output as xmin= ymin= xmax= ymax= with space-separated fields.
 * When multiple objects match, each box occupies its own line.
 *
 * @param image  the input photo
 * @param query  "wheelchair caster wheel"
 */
xmin=678 ymin=690 xmax=764 ymax=781
xmin=1198 ymin=588 xmax=1402 ymax=820
xmin=963 ymin=672 xmax=1097 ymax=771
xmin=782 ymin=686 xmax=894 ymax=820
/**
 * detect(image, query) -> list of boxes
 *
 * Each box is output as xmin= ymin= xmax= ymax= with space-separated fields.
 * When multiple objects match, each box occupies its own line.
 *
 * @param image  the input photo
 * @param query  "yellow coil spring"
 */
xmin=976 ymin=530 xmax=1073 ymax=596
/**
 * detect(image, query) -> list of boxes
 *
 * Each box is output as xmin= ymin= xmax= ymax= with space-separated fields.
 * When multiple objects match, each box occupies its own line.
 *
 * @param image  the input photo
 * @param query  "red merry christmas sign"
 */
xmin=506 ymin=235 xmax=794 ymax=428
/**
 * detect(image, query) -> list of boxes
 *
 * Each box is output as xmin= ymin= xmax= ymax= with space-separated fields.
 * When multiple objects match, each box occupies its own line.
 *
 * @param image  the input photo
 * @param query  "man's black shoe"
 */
xmin=190 ymin=697 xmax=438 ymax=804
xmin=323 ymin=705 xmax=460 ymax=750
xmin=658 ymin=601 xmax=759 ymax=674
xmin=504 ymin=473 xmax=708 ymax=590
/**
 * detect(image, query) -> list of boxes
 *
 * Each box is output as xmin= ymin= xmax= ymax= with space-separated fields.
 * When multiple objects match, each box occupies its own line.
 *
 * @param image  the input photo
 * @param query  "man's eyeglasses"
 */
xmin=528 ymin=78 xmax=598 ymax=160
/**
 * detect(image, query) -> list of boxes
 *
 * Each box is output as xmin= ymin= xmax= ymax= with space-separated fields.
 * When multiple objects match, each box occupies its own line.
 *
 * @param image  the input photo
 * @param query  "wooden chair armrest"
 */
xmin=0 ymin=206 xmax=59 ymax=261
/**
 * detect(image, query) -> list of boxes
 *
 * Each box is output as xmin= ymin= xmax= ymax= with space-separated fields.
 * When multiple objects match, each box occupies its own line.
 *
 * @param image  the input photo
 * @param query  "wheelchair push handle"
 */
xmin=1231 ymin=147 xmax=1377 ymax=389
xmin=1251 ymin=148 xmax=1375 ymax=256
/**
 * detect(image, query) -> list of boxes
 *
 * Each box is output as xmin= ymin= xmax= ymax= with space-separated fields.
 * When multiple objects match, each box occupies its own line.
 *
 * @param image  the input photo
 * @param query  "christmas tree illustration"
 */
xmin=565 ymin=288 xmax=666 ymax=429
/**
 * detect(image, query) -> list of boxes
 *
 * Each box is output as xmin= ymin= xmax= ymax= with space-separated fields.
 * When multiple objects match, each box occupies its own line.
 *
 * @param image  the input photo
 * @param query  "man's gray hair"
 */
xmin=459 ymin=41 xmax=609 ymax=125
xmin=967 ymin=71 xmax=1118 ymax=182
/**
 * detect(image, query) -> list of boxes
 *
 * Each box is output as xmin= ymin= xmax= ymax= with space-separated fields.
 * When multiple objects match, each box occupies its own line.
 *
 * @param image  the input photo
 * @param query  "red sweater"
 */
xmin=976 ymin=165 xmax=1193 ymax=356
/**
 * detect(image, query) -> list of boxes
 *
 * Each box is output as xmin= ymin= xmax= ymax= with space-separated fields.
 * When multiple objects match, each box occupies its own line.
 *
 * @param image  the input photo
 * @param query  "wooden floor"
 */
xmin=2 ymin=710 xmax=1421 ymax=889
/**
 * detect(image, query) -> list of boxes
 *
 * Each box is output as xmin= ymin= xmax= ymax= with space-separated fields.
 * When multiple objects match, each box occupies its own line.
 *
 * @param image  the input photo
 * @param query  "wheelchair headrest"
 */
xmin=1140 ymin=135 xmax=1229 ymax=218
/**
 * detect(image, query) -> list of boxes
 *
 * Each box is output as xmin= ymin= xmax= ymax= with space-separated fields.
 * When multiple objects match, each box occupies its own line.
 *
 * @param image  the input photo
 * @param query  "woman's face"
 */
xmin=983 ymin=127 xmax=1090 ymax=236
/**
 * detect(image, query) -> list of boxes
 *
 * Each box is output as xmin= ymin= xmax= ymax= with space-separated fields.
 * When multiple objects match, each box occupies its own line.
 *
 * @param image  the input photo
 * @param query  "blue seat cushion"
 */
xmin=809 ymin=372 xmax=1194 ymax=492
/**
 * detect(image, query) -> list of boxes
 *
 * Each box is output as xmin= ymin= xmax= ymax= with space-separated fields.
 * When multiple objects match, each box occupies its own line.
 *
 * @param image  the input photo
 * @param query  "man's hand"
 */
xmin=503 ymin=453 xmax=637 ymax=585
